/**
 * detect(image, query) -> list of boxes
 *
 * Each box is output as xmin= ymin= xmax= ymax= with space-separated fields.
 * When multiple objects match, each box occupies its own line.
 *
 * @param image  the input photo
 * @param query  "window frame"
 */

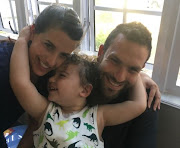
xmin=152 ymin=0 xmax=180 ymax=96
xmin=90 ymin=0 xmax=162 ymax=52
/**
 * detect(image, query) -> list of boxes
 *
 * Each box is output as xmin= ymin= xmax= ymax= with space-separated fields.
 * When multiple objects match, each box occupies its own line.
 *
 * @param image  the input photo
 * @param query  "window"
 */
xmin=95 ymin=11 xmax=123 ymax=50
xmin=0 ymin=0 xmax=18 ymax=33
xmin=0 ymin=0 xmax=74 ymax=33
xmin=152 ymin=0 xmax=180 ymax=96
xmin=36 ymin=0 xmax=73 ymax=13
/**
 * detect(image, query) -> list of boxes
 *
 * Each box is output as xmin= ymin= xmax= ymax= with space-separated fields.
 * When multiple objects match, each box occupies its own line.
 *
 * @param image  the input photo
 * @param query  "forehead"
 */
xmin=105 ymin=34 xmax=149 ymax=69
xmin=57 ymin=64 xmax=79 ymax=74
xmin=40 ymin=29 xmax=80 ymax=54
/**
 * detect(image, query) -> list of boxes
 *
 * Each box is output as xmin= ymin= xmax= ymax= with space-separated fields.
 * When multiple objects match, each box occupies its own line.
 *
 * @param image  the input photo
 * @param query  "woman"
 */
xmin=0 ymin=4 xmax=83 ymax=147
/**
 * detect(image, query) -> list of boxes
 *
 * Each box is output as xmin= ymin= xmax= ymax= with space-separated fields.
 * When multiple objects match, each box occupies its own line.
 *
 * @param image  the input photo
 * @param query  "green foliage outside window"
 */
xmin=95 ymin=31 xmax=108 ymax=51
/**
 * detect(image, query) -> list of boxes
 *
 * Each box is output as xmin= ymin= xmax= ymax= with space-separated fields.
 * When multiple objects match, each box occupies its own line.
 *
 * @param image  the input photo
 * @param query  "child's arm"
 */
xmin=98 ymin=74 xmax=147 ymax=134
xmin=140 ymin=72 xmax=161 ymax=110
xmin=10 ymin=26 xmax=49 ymax=122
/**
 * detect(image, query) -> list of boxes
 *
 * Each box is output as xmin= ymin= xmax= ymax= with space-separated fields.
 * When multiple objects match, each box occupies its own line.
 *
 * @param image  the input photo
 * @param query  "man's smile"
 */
xmin=105 ymin=74 xmax=125 ymax=91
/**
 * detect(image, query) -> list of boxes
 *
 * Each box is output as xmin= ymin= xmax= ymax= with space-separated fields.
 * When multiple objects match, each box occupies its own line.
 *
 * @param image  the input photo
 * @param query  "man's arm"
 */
xmin=125 ymin=93 xmax=158 ymax=148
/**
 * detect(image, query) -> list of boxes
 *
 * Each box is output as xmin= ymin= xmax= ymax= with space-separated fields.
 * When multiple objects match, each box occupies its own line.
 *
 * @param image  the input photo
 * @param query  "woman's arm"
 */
xmin=98 ymin=75 xmax=147 ymax=134
xmin=10 ymin=26 xmax=49 ymax=122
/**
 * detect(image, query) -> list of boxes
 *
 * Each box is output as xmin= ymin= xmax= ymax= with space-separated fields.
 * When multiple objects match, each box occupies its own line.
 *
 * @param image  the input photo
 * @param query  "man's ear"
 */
xmin=80 ymin=84 xmax=93 ymax=98
xmin=97 ymin=45 xmax=104 ymax=62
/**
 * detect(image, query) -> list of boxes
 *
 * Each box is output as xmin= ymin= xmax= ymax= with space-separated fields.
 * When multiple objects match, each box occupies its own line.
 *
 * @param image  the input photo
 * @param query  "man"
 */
xmin=98 ymin=22 xmax=160 ymax=148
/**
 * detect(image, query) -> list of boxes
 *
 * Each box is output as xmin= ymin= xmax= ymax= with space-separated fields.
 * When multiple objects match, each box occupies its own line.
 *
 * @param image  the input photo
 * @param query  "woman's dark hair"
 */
xmin=34 ymin=4 xmax=83 ymax=41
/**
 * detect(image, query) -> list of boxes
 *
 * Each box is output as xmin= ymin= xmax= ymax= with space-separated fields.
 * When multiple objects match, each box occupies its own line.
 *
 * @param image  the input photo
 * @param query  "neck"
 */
xmin=61 ymin=101 xmax=86 ymax=115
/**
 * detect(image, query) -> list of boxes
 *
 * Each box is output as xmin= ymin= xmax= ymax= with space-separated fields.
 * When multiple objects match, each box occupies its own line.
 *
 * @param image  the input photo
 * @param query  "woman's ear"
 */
xmin=80 ymin=84 xmax=93 ymax=98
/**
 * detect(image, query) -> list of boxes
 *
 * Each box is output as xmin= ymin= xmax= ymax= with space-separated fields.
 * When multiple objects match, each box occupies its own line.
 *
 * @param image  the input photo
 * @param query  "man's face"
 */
xmin=98 ymin=34 xmax=149 ymax=100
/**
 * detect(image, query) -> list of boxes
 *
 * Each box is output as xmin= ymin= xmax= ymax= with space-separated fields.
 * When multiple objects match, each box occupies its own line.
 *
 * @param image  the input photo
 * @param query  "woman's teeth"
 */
xmin=40 ymin=61 xmax=49 ymax=69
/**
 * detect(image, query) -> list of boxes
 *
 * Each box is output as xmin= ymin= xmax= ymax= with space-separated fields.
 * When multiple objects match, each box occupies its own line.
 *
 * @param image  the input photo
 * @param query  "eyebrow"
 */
xmin=109 ymin=54 xmax=122 ymax=63
xmin=110 ymin=53 xmax=142 ymax=72
xmin=130 ymin=66 xmax=141 ymax=72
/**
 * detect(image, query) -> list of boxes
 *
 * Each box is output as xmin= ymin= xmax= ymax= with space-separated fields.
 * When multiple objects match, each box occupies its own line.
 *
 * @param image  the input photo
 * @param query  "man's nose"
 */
xmin=115 ymin=67 xmax=127 ymax=82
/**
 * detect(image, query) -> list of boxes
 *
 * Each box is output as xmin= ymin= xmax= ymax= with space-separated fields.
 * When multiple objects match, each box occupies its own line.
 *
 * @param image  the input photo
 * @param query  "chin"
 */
xmin=34 ymin=68 xmax=49 ymax=77
xmin=48 ymin=97 xmax=54 ymax=102
xmin=107 ymin=92 xmax=120 ymax=100
xmin=103 ymin=89 xmax=120 ymax=100
xmin=31 ymin=62 xmax=50 ymax=76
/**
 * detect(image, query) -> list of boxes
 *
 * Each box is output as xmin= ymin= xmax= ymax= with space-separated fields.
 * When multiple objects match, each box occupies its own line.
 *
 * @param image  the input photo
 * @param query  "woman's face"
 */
xmin=29 ymin=28 xmax=80 ymax=76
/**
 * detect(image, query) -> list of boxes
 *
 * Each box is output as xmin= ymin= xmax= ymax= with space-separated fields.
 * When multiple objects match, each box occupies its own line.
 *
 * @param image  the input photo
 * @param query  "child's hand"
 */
xmin=18 ymin=26 xmax=32 ymax=42
xmin=140 ymin=72 xmax=161 ymax=110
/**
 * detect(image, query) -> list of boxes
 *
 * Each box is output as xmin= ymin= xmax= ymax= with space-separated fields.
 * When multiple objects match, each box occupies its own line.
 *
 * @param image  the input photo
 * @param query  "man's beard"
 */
xmin=99 ymin=72 xmax=129 ymax=101
xmin=100 ymin=78 xmax=131 ymax=103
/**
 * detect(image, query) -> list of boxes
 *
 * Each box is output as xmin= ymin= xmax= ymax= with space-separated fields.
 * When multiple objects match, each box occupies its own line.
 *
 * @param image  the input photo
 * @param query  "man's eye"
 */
xmin=59 ymin=73 xmax=66 ymax=77
xmin=45 ymin=43 xmax=53 ymax=50
xmin=129 ymin=68 xmax=139 ymax=74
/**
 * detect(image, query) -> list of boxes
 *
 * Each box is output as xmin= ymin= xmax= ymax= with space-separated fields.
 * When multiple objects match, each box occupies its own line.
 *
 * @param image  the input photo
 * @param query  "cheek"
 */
xmin=29 ymin=43 xmax=41 ymax=59
xmin=100 ymin=60 xmax=113 ymax=72
xmin=28 ymin=47 xmax=37 ymax=67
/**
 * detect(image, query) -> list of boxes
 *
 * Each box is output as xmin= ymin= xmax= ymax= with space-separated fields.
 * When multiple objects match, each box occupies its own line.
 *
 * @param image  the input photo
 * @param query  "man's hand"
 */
xmin=140 ymin=72 xmax=161 ymax=111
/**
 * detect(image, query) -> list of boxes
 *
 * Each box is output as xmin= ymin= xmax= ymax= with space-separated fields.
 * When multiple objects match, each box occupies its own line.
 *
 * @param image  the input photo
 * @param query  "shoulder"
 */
xmin=0 ymin=40 xmax=15 ymax=92
xmin=0 ymin=39 xmax=15 ymax=62
xmin=0 ymin=40 xmax=15 ymax=76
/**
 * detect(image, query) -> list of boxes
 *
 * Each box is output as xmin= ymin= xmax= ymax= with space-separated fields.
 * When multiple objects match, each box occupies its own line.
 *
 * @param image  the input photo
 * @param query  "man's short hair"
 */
xmin=103 ymin=22 xmax=152 ymax=61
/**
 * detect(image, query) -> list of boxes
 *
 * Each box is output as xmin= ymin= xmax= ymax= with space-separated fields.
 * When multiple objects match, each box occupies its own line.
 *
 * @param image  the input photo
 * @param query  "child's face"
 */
xmin=48 ymin=64 xmax=84 ymax=108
